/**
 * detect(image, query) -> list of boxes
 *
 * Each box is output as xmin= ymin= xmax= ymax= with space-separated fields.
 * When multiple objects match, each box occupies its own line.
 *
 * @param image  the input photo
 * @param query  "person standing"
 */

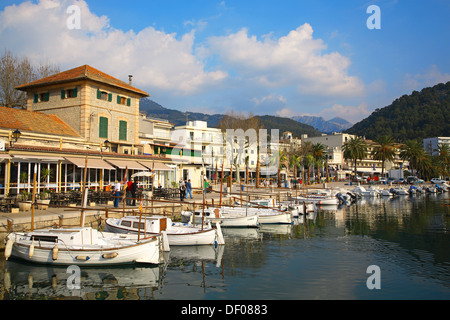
xmin=204 ymin=178 xmax=209 ymax=196
xmin=131 ymin=178 xmax=138 ymax=206
xmin=126 ymin=179 xmax=133 ymax=205
xmin=185 ymin=179 xmax=193 ymax=199
xmin=113 ymin=180 xmax=121 ymax=208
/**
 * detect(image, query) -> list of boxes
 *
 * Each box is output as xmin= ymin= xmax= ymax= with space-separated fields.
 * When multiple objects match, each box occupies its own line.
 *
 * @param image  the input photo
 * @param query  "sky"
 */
xmin=1 ymin=0 xmax=449 ymax=124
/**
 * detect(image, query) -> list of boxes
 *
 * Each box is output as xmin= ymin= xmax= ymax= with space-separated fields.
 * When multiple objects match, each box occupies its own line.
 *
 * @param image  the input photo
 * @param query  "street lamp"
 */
xmin=11 ymin=129 xmax=21 ymax=146
xmin=102 ymin=139 xmax=111 ymax=151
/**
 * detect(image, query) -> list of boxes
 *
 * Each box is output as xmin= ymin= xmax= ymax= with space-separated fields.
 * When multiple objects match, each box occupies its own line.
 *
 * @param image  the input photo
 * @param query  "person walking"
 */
xmin=204 ymin=178 xmax=209 ymax=196
xmin=185 ymin=179 xmax=193 ymax=199
xmin=113 ymin=180 xmax=121 ymax=208
xmin=179 ymin=180 xmax=186 ymax=201
xmin=131 ymin=178 xmax=138 ymax=206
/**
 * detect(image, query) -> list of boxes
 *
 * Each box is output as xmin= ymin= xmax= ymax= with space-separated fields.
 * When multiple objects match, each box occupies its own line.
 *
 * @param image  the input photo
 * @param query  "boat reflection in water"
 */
xmin=3 ymin=259 xmax=165 ymax=300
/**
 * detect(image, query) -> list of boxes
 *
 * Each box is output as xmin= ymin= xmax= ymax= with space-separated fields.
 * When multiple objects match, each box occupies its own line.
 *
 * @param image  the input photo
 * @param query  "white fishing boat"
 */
xmin=218 ymin=205 xmax=293 ymax=224
xmin=381 ymin=188 xmax=394 ymax=197
xmin=4 ymin=227 xmax=166 ymax=266
xmin=352 ymin=186 xmax=378 ymax=197
xmin=104 ymin=215 xmax=225 ymax=246
xmin=295 ymin=195 xmax=339 ymax=206
xmin=181 ymin=208 xmax=259 ymax=228
xmin=390 ymin=187 xmax=409 ymax=195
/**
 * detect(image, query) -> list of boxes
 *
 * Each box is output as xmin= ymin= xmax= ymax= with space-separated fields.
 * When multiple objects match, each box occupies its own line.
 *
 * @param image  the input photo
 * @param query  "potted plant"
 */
xmin=37 ymin=190 xmax=51 ymax=209
xmin=18 ymin=191 xmax=31 ymax=211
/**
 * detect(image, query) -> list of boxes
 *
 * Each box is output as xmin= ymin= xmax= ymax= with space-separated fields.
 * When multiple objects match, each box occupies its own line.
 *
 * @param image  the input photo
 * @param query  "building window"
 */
xmin=61 ymin=88 xmax=77 ymax=99
xmin=97 ymin=89 xmax=112 ymax=102
xmin=119 ymin=120 xmax=127 ymax=141
xmin=34 ymin=92 xmax=49 ymax=103
xmin=117 ymin=95 xmax=131 ymax=106
xmin=99 ymin=117 xmax=108 ymax=139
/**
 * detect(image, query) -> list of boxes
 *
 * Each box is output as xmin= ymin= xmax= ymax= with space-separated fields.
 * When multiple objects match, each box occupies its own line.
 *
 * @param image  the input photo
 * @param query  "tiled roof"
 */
xmin=15 ymin=65 xmax=150 ymax=97
xmin=0 ymin=106 xmax=81 ymax=137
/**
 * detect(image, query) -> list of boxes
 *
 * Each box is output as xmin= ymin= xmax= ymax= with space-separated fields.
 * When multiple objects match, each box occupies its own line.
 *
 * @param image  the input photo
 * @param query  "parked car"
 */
xmin=407 ymin=176 xmax=425 ymax=184
xmin=430 ymin=178 xmax=445 ymax=184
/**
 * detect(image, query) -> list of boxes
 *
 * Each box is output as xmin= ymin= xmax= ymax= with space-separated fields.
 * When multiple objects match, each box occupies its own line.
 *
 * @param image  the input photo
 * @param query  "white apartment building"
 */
xmin=423 ymin=137 xmax=450 ymax=156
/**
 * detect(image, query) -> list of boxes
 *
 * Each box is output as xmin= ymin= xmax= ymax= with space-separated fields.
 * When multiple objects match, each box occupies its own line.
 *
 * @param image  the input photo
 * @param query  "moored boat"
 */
xmin=181 ymin=208 xmax=260 ymax=228
xmin=105 ymin=215 xmax=225 ymax=246
xmin=4 ymin=227 xmax=166 ymax=266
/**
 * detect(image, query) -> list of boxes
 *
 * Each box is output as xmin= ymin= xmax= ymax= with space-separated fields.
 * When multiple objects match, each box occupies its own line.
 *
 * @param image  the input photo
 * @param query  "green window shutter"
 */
xmin=117 ymin=95 xmax=121 ymax=104
xmin=73 ymin=88 xmax=77 ymax=97
xmin=126 ymin=98 xmax=131 ymax=106
xmin=34 ymin=94 xmax=38 ymax=103
xmin=97 ymin=89 xmax=102 ymax=99
xmin=61 ymin=90 xmax=65 ymax=99
xmin=45 ymin=92 xmax=50 ymax=101
xmin=107 ymin=93 xmax=111 ymax=102
xmin=99 ymin=117 xmax=108 ymax=139
xmin=119 ymin=120 xmax=127 ymax=140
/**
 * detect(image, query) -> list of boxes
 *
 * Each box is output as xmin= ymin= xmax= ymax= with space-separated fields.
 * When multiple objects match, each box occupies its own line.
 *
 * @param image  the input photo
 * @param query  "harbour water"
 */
xmin=0 ymin=192 xmax=449 ymax=301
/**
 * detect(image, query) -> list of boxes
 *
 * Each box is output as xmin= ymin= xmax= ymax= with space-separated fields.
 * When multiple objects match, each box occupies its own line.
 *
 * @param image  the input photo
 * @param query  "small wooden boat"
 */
xmin=182 ymin=208 xmax=260 ymax=228
xmin=4 ymin=227 xmax=167 ymax=266
xmin=220 ymin=206 xmax=293 ymax=224
xmin=104 ymin=215 xmax=225 ymax=246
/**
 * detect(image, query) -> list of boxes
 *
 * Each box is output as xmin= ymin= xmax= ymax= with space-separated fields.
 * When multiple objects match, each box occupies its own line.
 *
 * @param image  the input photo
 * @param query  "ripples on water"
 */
xmin=0 ymin=193 xmax=449 ymax=300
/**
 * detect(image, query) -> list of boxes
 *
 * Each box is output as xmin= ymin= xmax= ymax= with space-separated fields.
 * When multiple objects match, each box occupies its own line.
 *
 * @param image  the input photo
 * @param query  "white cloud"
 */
xmin=205 ymin=23 xmax=365 ymax=98
xmin=403 ymin=64 xmax=450 ymax=92
xmin=0 ymin=0 xmax=227 ymax=96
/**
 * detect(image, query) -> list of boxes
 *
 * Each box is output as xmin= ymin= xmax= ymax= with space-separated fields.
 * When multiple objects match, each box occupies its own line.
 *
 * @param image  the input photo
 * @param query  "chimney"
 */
xmin=128 ymin=75 xmax=133 ymax=85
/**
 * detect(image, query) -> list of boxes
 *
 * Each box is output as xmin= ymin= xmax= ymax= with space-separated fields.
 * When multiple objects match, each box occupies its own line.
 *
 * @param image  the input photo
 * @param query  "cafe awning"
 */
xmin=11 ymin=155 xmax=65 ymax=162
xmin=105 ymin=159 xmax=148 ymax=170
xmin=138 ymin=161 xmax=173 ymax=171
xmin=0 ymin=154 xmax=10 ymax=163
xmin=64 ymin=157 xmax=115 ymax=170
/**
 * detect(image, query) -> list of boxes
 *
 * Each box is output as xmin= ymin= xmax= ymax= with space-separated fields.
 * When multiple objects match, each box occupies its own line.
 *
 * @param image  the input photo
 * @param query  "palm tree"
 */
xmin=371 ymin=135 xmax=396 ymax=177
xmin=312 ymin=143 xmax=328 ymax=183
xmin=290 ymin=154 xmax=301 ymax=185
xmin=300 ymin=141 xmax=313 ymax=184
xmin=435 ymin=144 xmax=450 ymax=178
xmin=399 ymin=140 xmax=424 ymax=176
xmin=342 ymin=136 xmax=368 ymax=180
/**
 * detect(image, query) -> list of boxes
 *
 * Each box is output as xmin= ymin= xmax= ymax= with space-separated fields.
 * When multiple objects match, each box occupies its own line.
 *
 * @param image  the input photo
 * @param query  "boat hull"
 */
xmin=257 ymin=212 xmax=293 ymax=224
xmin=104 ymin=218 xmax=223 ymax=246
xmin=6 ymin=229 xmax=163 ymax=266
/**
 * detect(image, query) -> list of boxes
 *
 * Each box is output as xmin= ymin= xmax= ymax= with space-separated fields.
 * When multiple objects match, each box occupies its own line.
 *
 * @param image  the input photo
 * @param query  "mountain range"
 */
xmin=139 ymin=98 xmax=323 ymax=137
xmin=291 ymin=115 xmax=353 ymax=133
xmin=140 ymin=80 xmax=450 ymax=143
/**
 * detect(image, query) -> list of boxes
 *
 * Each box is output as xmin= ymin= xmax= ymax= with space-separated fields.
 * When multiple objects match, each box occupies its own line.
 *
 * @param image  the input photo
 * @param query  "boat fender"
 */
xmin=5 ymin=237 xmax=14 ymax=260
xmin=215 ymin=222 xmax=225 ymax=245
xmin=75 ymin=255 xmax=90 ymax=261
xmin=161 ymin=231 xmax=170 ymax=252
xmin=4 ymin=237 xmax=14 ymax=261
xmin=102 ymin=252 xmax=118 ymax=259
xmin=52 ymin=245 xmax=59 ymax=260
xmin=29 ymin=240 xmax=35 ymax=258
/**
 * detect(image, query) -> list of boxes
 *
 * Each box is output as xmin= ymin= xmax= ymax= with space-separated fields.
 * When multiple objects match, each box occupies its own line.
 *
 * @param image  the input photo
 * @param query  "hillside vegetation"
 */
xmin=346 ymin=82 xmax=450 ymax=141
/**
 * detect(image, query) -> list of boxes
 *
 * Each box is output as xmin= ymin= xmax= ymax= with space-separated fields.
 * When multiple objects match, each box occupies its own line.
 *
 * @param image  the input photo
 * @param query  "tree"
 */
xmin=312 ymin=142 xmax=328 ymax=183
xmin=342 ymin=136 xmax=368 ymax=179
xmin=434 ymin=143 xmax=450 ymax=178
xmin=399 ymin=140 xmax=424 ymax=176
xmin=371 ymin=135 xmax=396 ymax=177
xmin=217 ymin=111 xmax=263 ymax=185
xmin=0 ymin=50 xmax=60 ymax=109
